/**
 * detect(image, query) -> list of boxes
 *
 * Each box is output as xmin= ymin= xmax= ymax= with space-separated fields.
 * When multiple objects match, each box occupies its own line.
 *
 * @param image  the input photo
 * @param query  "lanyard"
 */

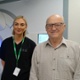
xmin=13 ymin=38 xmax=25 ymax=66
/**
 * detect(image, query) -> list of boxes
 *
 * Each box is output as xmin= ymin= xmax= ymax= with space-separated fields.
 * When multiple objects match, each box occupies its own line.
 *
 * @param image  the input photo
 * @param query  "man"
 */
xmin=29 ymin=14 xmax=80 ymax=80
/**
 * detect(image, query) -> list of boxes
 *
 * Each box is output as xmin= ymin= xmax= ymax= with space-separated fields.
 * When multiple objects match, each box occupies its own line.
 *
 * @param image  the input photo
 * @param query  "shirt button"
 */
xmin=53 ymin=69 xmax=55 ymax=70
xmin=67 ymin=56 xmax=69 ymax=58
xmin=53 ymin=58 xmax=55 ymax=60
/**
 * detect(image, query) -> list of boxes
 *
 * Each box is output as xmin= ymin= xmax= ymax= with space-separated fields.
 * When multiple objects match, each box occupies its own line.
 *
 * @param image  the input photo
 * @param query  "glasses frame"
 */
xmin=46 ymin=22 xmax=64 ymax=29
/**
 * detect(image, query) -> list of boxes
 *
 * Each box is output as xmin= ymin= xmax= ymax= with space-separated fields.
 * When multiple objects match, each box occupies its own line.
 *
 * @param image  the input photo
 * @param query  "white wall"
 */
xmin=0 ymin=0 xmax=63 ymax=43
xmin=68 ymin=0 xmax=80 ymax=43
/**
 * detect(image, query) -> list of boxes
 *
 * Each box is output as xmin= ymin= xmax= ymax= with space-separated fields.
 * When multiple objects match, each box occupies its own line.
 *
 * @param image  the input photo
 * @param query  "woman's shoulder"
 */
xmin=24 ymin=37 xmax=36 ymax=46
xmin=2 ymin=36 xmax=12 ymax=44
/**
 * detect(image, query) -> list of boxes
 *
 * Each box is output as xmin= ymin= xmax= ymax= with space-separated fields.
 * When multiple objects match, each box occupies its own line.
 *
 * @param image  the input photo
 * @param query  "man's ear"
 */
xmin=45 ymin=25 xmax=47 ymax=31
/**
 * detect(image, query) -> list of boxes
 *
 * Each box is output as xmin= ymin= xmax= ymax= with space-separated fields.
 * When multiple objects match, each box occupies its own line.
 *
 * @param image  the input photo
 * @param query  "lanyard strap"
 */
xmin=13 ymin=38 xmax=25 ymax=66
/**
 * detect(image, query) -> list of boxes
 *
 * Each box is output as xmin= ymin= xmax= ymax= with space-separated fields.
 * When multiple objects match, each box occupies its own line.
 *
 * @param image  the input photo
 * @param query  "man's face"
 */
xmin=46 ymin=16 xmax=66 ymax=39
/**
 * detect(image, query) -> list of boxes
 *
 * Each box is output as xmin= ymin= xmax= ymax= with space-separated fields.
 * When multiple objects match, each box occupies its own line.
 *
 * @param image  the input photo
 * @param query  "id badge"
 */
xmin=13 ymin=67 xmax=21 ymax=76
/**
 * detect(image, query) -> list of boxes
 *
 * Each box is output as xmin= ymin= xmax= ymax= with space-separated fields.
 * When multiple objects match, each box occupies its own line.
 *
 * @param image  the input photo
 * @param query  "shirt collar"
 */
xmin=45 ymin=37 xmax=68 ymax=48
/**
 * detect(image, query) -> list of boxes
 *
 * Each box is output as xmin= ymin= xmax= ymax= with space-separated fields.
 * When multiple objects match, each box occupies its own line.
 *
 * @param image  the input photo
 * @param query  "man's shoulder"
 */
xmin=66 ymin=39 xmax=80 ymax=48
xmin=35 ymin=41 xmax=47 ymax=49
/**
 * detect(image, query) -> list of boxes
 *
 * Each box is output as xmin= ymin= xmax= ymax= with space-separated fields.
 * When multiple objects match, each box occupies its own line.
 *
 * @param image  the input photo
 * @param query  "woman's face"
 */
xmin=13 ymin=18 xmax=27 ymax=36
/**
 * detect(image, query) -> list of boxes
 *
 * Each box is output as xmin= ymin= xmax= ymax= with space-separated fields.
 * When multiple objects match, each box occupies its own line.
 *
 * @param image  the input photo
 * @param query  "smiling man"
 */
xmin=29 ymin=14 xmax=80 ymax=80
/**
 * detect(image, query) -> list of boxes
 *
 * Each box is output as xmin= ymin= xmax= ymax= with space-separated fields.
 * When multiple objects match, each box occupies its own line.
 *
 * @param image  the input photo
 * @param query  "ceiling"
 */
xmin=0 ymin=0 xmax=20 ymax=4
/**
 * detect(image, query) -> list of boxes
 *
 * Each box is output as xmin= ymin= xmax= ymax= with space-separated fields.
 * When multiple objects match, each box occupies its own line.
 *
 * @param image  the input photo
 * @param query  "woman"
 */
xmin=0 ymin=16 xmax=36 ymax=80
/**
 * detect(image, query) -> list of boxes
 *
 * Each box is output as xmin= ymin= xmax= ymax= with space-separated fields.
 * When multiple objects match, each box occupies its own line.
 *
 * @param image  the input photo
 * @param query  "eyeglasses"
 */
xmin=46 ymin=22 xmax=64 ymax=29
xmin=13 ymin=22 xmax=26 ymax=27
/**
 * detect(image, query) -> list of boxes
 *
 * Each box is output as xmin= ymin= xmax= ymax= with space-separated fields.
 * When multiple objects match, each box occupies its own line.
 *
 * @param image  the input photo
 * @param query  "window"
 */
xmin=38 ymin=33 xmax=48 ymax=43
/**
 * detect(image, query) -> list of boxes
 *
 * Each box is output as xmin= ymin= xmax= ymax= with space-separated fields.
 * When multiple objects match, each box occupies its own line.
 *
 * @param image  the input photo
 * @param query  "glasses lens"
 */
xmin=46 ymin=23 xmax=64 ymax=29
